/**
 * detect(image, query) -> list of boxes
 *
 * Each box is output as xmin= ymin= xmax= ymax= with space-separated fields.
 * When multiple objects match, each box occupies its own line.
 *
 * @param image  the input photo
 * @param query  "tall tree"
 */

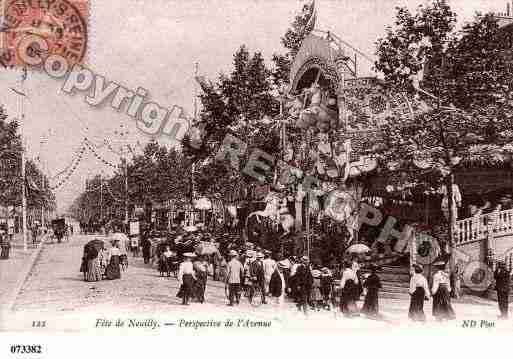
xmin=183 ymin=45 xmax=280 ymax=199
xmin=375 ymin=3 xmax=513 ymax=266
xmin=272 ymin=1 xmax=316 ymax=84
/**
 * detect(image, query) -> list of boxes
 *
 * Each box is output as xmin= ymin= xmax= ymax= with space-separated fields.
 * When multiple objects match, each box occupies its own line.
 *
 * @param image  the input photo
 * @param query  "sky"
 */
xmin=0 ymin=0 xmax=509 ymax=213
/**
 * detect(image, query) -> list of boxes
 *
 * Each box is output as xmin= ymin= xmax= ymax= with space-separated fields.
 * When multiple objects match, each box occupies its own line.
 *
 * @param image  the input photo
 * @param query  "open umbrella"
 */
xmin=346 ymin=243 xmax=371 ymax=254
xmin=83 ymin=239 xmax=105 ymax=260
xmin=84 ymin=239 xmax=105 ymax=252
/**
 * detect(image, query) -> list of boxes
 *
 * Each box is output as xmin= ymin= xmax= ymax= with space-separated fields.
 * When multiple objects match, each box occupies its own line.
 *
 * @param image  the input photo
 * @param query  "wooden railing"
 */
xmin=455 ymin=208 xmax=513 ymax=246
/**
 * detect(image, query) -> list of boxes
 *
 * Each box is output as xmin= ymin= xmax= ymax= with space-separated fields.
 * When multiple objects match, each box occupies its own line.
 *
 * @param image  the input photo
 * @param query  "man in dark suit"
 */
xmin=250 ymin=252 xmax=266 ymax=304
xmin=295 ymin=256 xmax=313 ymax=314
xmin=494 ymin=261 xmax=511 ymax=319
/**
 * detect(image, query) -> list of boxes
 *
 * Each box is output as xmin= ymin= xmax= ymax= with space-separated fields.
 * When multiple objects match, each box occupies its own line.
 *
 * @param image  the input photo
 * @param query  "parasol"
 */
xmin=195 ymin=241 xmax=219 ymax=255
xmin=84 ymin=239 xmax=105 ymax=256
xmin=183 ymin=225 xmax=198 ymax=232
xmin=345 ymin=243 xmax=371 ymax=254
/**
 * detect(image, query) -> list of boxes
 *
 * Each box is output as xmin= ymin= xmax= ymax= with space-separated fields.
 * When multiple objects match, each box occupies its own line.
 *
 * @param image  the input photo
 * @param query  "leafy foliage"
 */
xmin=182 ymin=45 xmax=280 ymax=199
xmin=0 ymin=106 xmax=55 ymax=211
xmin=375 ymin=3 xmax=513 ymax=175
xmin=272 ymin=1 xmax=316 ymax=84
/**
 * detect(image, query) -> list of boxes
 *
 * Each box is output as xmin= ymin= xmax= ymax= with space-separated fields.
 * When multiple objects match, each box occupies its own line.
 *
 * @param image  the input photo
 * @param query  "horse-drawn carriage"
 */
xmin=51 ymin=218 xmax=66 ymax=243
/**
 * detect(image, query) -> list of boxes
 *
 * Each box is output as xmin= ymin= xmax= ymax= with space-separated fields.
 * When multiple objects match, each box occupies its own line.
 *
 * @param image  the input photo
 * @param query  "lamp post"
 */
xmin=9 ymin=70 xmax=28 ymax=251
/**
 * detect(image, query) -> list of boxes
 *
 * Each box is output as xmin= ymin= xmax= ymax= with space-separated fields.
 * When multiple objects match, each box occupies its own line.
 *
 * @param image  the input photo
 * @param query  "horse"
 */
xmin=324 ymin=190 xmax=360 ymax=245
xmin=245 ymin=192 xmax=295 ymax=239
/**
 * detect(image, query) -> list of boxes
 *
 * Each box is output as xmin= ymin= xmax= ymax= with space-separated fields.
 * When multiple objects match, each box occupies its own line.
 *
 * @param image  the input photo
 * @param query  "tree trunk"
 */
xmin=445 ymin=171 xmax=456 ymax=274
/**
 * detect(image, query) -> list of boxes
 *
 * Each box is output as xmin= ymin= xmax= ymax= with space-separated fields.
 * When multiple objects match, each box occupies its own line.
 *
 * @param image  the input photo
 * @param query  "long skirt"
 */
xmin=432 ymin=284 xmax=456 ymax=320
xmin=158 ymin=257 xmax=169 ymax=275
xmin=195 ymin=271 xmax=207 ymax=303
xmin=80 ymin=257 xmax=87 ymax=276
xmin=408 ymin=287 xmax=426 ymax=321
xmin=361 ymin=288 xmax=379 ymax=316
xmin=86 ymin=257 xmax=102 ymax=282
xmin=310 ymin=286 xmax=323 ymax=302
xmin=105 ymin=255 xmax=121 ymax=280
xmin=340 ymin=280 xmax=358 ymax=316
xmin=180 ymin=274 xmax=195 ymax=304
xmin=142 ymin=247 xmax=151 ymax=263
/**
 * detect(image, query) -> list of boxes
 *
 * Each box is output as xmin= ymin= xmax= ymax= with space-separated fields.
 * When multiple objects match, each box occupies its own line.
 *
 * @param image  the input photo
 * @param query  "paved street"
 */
xmin=0 ymin=234 xmax=42 ymax=310
xmin=1 ymin=234 xmax=512 ymax=332
xmin=12 ymin=234 xmax=230 ymax=312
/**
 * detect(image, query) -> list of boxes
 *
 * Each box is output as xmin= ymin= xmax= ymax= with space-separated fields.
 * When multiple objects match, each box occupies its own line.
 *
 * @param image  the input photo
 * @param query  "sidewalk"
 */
xmin=0 ymin=233 xmax=44 ymax=311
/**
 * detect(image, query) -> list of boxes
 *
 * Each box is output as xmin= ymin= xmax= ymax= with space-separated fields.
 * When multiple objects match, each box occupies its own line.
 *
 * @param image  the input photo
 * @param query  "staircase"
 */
xmin=362 ymin=265 xmax=411 ymax=300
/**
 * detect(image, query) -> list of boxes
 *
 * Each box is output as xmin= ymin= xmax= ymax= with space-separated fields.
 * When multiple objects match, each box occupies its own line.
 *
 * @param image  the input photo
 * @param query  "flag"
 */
xmin=194 ymin=75 xmax=211 ymax=92
xmin=304 ymin=0 xmax=317 ymax=34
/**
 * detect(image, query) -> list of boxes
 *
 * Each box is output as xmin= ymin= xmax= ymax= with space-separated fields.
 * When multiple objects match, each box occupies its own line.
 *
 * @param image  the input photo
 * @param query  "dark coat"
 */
xmin=494 ymin=268 xmax=511 ymax=292
xmin=269 ymin=270 xmax=284 ymax=297
xmin=295 ymin=264 xmax=313 ymax=294
xmin=250 ymin=260 xmax=265 ymax=283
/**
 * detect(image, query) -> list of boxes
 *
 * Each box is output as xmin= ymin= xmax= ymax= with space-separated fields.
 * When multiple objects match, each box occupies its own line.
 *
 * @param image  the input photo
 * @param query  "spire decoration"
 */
xmin=304 ymin=0 xmax=317 ymax=34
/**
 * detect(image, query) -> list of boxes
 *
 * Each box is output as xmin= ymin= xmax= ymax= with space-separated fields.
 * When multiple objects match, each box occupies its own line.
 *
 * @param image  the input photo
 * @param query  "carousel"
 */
xmin=238 ymin=12 xmax=419 ymax=265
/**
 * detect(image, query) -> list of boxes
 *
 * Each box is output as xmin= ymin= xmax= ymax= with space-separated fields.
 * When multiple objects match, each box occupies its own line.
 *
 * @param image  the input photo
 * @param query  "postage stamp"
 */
xmin=1 ymin=0 xmax=513 ymax=357
xmin=0 ymin=0 xmax=88 ymax=67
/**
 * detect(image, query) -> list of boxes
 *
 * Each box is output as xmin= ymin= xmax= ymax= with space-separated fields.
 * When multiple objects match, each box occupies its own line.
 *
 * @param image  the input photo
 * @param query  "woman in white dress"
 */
xmin=340 ymin=261 xmax=359 ymax=317
xmin=408 ymin=264 xmax=430 ymax=321
xmin=432 ymin=262 xmax=456 ymax=320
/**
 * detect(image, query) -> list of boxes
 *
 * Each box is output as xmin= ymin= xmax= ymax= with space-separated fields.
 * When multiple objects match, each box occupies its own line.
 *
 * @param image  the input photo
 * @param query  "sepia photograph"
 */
xmin=0 ymin=1 xmax=513 ymax=354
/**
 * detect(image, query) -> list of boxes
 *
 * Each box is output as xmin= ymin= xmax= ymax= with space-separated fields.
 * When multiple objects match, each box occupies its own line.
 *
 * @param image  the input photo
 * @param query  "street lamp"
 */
xmin=9 ymin=77 xmax=28 ymax=252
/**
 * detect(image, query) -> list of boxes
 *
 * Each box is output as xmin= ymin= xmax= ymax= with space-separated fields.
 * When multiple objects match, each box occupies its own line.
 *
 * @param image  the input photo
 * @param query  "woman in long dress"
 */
xmin=310 ymin=270 xmax=323 ymax=310
xmin=193 ymin=255 xmax=208 ymax=303
xmin=408 ymin=264 xmax=430 ymax=321
xmin=361 ymin=264 xmax=382 ymax=317
xmin=432 ymin=262 xmax=456 ymax=321
xmin=340 ymin=261 xmax=359 ymax=317
xmin=352 ymin=256 xmax=363 ymax=300
xmin=85 ymin=247 xmax=102 ymax=282
xmin=105 ymin=242 xmax=122 ymax=280
xmin=177 ymin=253 xmax=196 ymax=305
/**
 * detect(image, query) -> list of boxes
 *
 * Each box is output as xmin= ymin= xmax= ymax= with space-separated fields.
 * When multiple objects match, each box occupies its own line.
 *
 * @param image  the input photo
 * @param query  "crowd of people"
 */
xmin=80 ymin=226 xmax=128 ymax=282
xmin=77 ymin=224 xmax=511 ymax=321
xmin=174 ymin=246 xmax=511 ymax=321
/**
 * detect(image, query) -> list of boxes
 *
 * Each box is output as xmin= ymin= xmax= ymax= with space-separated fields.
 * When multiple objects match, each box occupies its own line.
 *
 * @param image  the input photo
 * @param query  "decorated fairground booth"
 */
xmin=223 ymin=10 xmax=513 ymax=274
xmin=193 ymin=5 xmax=513 ymax=279
xmin=232 ymin=14 xmax=424 ymax=265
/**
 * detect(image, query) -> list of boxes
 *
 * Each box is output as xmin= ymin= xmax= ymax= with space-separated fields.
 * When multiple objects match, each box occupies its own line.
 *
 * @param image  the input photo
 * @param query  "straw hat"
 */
xmin=256 ymin=252 xmax=264 ymax=259
xmin=321 ymin=267 xmax=332 ymax=275
xmin=278 ymin=260 xmax=289 ymax=269
xmin=311 ymin=269 xmax=321 ymax=278
xmin=183 ymin=252 xmax=196 ymax=258
xmin=433 ymin=261 xmax=446 ymax=268
xmin=228 ymin=250 xmax=238 ymax=256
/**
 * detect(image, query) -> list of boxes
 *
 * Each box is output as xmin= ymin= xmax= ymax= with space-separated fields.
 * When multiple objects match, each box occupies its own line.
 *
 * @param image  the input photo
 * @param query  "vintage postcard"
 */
xmin=1 ymin=0 xmax=513 ymax=355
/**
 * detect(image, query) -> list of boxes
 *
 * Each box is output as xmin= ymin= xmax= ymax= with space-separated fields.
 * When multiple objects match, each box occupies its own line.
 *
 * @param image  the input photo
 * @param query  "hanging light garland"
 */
xmin=104 ymin=181 xmax=124 ymax=202
xmin=49 ymin=144 xmax=87 ymax=190
xmin=48 ymin=139 xmax=87 ymax=181
xmin=84 ymin=138 xmax=120 ymax=170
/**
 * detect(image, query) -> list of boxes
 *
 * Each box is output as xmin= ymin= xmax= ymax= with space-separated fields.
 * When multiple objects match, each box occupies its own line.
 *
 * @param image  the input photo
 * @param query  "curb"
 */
xmin=2 ymin=235 xmax=48 ymax=313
